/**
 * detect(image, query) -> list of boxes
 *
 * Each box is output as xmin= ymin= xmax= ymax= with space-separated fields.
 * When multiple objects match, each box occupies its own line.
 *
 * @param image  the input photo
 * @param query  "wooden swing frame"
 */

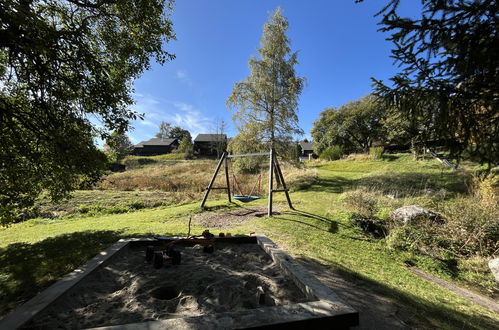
xmin=200 ymin=148 xmax=294 ymax=217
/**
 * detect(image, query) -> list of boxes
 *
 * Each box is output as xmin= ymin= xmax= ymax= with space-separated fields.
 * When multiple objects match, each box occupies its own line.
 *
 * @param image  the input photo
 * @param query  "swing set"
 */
xmin=200 ymin=148 xmax=294 ymax=217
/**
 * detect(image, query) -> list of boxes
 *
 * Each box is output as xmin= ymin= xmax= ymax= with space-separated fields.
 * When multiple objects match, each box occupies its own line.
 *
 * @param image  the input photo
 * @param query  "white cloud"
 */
xmin=138 ymin=119 xmax=158 ymax=128
xmin=175 ymin=70 xmax=193 ymax=86
xmin=129 ymin=94 xmax=212 ymax=143
xmin=176 ymin=70 xmax=187 ymax=79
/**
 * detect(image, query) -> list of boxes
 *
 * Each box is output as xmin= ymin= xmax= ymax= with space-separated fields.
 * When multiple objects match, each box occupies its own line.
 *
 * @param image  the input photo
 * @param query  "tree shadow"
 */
xmin=281 ymin=209 xmax=340 ymax=233
xmin=295 ymin=256 xmax=499 ymax=330
xmin=355 ymin=171 xmax=471 ymax=197
xmin=0 ymin=229 xmax=184 ymax=317
xmin=381 ymin=154 xmax=399 ymax=162
xmin=307 ymin=175 xmax=355 ymax=193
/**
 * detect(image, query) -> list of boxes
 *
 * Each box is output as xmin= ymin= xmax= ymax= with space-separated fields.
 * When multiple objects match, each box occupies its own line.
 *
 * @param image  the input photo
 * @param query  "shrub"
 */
xmin=320 ymin=145 xmax=342 ymax=161
xmin=438 ymin=196 xmax=498 ymax=257
xmin=386 ymin=221 xmax=442 ymax=255
xmin=344 ymin=188 xmax=388 ymax=238
xmin=384 ymin=194 xmax=498 ymax=258
xmin=369 ymin=146 xmax=384 ymax=159
xmin=344 ymin=188 xmax=379 ymax=218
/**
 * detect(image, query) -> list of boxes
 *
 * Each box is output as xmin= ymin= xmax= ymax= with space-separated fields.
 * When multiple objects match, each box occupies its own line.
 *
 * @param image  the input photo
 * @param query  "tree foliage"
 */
xmin=177 ymin=136 xmax=194 ymax=159
xmin=155 ymin=121 xmax=173 ymax=139
xmin=104 ymin=132 xmax=134 ymax=162
xmin=227 ymin=7 xmax=305 ymax=151
xmin=0 ymin=0 xmax=175 ymax=224
xmin=312 ymin=95 xmax=387 ymax=155
xmin=155 ymin=121 xmax=191 ymax=142
xmin=371 ymin=0 xmax=498 ymax=166
xmin=169 ymin=126 xmax=192 ymax=143
xmin=228 ymin=123 xmax=267 ymax=173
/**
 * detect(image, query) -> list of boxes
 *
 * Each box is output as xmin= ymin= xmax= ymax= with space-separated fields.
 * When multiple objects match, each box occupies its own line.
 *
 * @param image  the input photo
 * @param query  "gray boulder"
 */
xmin=489 ymin=258 xmax=499 ymax=283
xmin=390 ymin=205 xmax=441 ymax=225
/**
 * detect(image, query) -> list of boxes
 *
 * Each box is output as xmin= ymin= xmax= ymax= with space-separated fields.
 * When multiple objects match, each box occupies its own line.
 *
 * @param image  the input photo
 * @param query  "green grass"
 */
xmin=35 ymin=190 xmax=192 ymax=218
xmin=120 ymin=153 xmax=189 ymax=170
xmin=0 ymin=154 xmax=497 ymax=328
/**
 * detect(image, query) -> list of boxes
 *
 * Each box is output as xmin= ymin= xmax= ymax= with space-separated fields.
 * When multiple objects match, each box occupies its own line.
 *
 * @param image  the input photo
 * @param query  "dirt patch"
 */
xmin=25 ymin=243 xmax=306 ymax=329
xmin=408 ymin=267 xmax=499 ymax=314
xmin=194 ymin=206 xmax=280 ymax=229
xmin=297 ymin=258 xmax=432 ymax=329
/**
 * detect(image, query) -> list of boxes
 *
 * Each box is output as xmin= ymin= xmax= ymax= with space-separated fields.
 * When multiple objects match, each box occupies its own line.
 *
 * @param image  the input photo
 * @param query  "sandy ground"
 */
xmin=194 ymin=206 xmax=278 ymax=229
xmin=25 ymin=243 xmax=307 ymax=329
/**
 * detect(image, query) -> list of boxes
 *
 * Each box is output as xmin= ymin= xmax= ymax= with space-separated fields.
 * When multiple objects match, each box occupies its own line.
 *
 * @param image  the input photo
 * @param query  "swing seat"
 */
xmin=233 ymin=195 xmax=260 ymax=203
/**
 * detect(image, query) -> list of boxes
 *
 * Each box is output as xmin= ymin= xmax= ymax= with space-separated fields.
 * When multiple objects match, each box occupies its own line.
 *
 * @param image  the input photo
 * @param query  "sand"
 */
xmin=25 ymin=243 xmax=307 ymax=329
xmin=193 ymin=206 xmax=280 ymax=229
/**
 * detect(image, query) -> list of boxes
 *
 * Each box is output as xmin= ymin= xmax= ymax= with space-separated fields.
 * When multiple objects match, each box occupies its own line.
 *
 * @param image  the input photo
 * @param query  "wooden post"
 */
xmin=274 ymin=162 xmax=282 ymax=188
xmin=268 ymin=148 xmax=274 ymax=217
xmin=224 ymin=156 xmax=231 ymax=203
xmin=274 ymin=157 xmax=294 ymax=210
xmin=201 ymin=152 xmax=226 ymax=208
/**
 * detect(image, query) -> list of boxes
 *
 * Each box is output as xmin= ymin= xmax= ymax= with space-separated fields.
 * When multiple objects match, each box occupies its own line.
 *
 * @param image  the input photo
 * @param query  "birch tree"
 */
xmin=227 ymin=7 xmax=305 ymax=151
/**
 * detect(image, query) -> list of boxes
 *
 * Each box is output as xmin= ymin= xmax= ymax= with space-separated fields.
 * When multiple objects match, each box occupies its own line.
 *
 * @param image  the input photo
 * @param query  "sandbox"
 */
xmin=0 ymin=236 xmax=358 ymax=329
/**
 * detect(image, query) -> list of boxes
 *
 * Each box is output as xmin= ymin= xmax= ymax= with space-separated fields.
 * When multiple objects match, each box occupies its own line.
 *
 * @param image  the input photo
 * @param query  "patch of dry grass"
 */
xmin=342 ymin=171 xmax=498 ymax=296
xmin=345 ymin=153 xmax=371 ymax=161
xmin=98 ymin=159 xmax=317 ymax=197
xmin=98 ymin=161 xmax=218 ymax=193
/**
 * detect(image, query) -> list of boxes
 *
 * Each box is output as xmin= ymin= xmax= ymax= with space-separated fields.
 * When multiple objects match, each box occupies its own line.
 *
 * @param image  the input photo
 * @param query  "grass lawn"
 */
xmin=0 ymin=154 xmax=497 ymax=329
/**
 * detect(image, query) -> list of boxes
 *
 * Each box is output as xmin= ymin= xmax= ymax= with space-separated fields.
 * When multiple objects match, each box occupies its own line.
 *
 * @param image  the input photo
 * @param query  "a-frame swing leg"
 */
xmin=268 ymin=149 xmax=294 ymax=216
xmin=224 ymin=156 xmax=231 ymax=203
xmin=274 ymin=157 xmax=294 ymax=210
xmin=267 ymin=149 xmax=274 ymax=217
xmin=201 ymin=152 xmax=229 ymax=208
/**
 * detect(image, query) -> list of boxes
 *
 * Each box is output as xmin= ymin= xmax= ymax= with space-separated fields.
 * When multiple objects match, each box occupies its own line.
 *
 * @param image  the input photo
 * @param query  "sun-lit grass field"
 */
xmin=1 ymin=154 xmax=497 ymax=328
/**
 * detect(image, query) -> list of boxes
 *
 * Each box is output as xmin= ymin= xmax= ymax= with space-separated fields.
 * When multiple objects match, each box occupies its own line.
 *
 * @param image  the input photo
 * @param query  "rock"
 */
xmin=489 ymin=258 xmax=499 ymax=283
xmin=390 ymin=205 xmax=441 ymax=225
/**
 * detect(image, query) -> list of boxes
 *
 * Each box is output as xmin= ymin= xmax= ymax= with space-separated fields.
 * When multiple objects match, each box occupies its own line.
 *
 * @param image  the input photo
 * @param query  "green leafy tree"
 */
xmin=104 ymin=132 xmax=134 ymax=162
xmin=312 ymin=95 xmax=387 ymax=155
xmin=155 ymin=121 xmax=173 ymax=139
xmin=177 ymin=136 xmax=194 ymax=159
xmin=155 ymin=121 xmax=191 ymax=142
xmin=320 ymin=146 xmax=343 ymax=161
xmin=228 ymin=123 xmax=267 ymax=173
xmin=0 ymin=0 xmax=175 ymax=225
xmin=369 ymin=0 xmax=498 ymax=166
xmin=227 ymin=7 xmax=305 ymax=154
xmin=169 ymin=126 xmax=192 ymax=143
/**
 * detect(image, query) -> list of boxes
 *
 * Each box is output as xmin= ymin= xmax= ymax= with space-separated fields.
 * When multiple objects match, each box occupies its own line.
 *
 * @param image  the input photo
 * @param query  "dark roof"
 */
xmin=299 ymin=141 xmax=314 ymax=151
xmin=194 ymin=134 xmax=227 ymax=142
xmin=134 ymin=138 xmax=178 ymax=148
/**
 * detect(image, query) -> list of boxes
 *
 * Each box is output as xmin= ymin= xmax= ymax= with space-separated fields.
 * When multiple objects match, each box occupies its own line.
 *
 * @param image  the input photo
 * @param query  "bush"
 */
xmin=320 ymin=145 xmax=343 ymax=161
xmin=438 ymin=196 xmax=498 ymax=257
xmin=369 ymin=146 xmax=384 ymax=159
xmin=384 ymin=194 xmax=498 ymax=258
xmin=386 ymin=222 xmax=441 ymax=255
xmin=344 ymin=188 xmax=379 ymax=218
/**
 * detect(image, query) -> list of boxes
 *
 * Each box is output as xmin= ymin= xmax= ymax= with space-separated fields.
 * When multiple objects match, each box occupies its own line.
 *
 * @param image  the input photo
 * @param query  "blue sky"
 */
xmin=129 ymin=0 xmax=420 ymax=144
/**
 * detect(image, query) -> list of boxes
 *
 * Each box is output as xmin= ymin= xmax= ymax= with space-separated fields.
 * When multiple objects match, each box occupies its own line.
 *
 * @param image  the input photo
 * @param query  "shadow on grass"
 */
xmin=296 ymin=256 xmax=498 ymax=330
xmin=381 ymin=154 xmax=399 ymax=162
xmin=356 ymin=171 xmax=471 ymax=197
xmin=307 ymin=176 xmax=355 ymax=193
xmin=307 ymin=165 xmax=470 ymax=198
xmin=0 ymin=229 xmax=184 ymax=317
xmin=281 ymin=209 xmax=339 ymax=233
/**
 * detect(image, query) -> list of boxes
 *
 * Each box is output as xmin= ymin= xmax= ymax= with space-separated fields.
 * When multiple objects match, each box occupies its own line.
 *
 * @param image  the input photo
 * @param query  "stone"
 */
xmin=489 ymin=258 xmax=499 ymax=283
xmin=390 ymin=205 xmax=441 ymax=225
